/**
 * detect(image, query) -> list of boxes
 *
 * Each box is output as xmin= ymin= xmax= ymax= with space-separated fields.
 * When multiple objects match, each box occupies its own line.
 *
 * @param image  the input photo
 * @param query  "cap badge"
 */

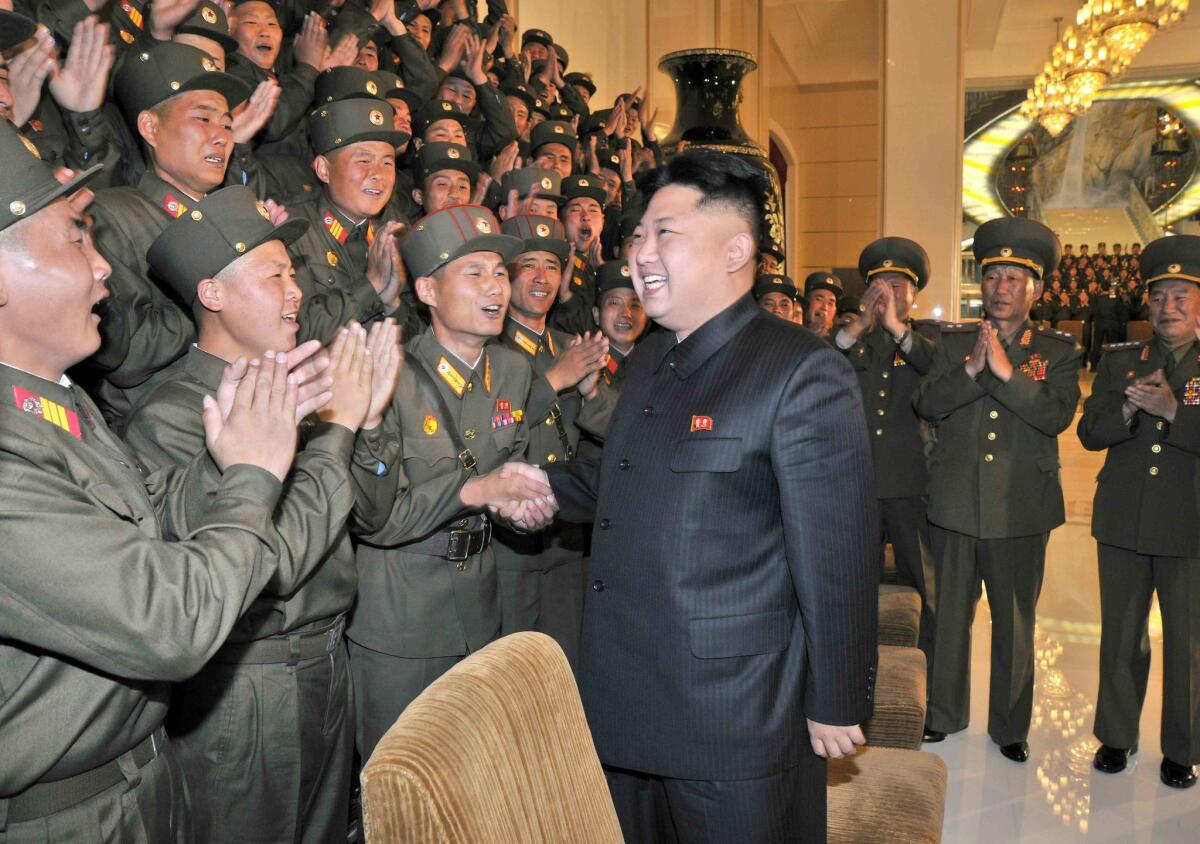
xmin=368 ymin=109 xmax=384 ymax=126
xmin=882 ymin=259 xmax=893 ymax=268
xmin=202 ymin=6 xmax=218 ymax=23
xmin=553 ymin=125 xmax=564 ymax=134
xmin=1000 ymin=247 xmax=1013 ymax=257
xmin=475 ymin=218 xmax=493 ymax=234
xmin=9 ymin=200 xmax=26 ymax=217
xmin=201 ymin=57 xmax=216 ymax=72
xmin=447 ymin=147 xmax=461 ymax=159
xmin=441 ymin=101 xmax=452 ymax=111
xmin=366 ymin=80 xmax=378 ymax=95
xmin=541 ymin=177 xmax=553 ymax=190
xmin=579 ymin=178 xmax=589 ymax=186
xmin=620 ymin=265 xmax=630 ymax=277
xmin=1169 ymin=263 xmax=1182 ymax=274
xmin=536 ymin=223 xmax=550 ymax=237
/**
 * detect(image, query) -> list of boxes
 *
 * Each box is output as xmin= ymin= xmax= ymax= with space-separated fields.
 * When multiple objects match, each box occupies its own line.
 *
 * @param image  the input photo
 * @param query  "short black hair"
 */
xmin=649 ymin=150 xmax=766 ymax=242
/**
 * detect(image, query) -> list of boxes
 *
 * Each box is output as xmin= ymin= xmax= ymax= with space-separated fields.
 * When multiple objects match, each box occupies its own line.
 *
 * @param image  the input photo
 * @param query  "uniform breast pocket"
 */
xmin=1036 ymin=454 xmax=1060 ymax=477
xmin=669 ymin=437 xmax=743 ymax=474
xmin=86 ymin=481 xmax=139 ymax=523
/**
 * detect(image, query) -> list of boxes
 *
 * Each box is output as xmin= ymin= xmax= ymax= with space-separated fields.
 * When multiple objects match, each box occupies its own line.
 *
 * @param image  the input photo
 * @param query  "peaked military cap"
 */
xmin=0 ymin=9 xmax=37 ymax=51
xmin=501 ymin=214 xmax=569 ymax=264
xmin=313 ymin=66 xmax=384 ymax=104
xmin=499 ymin=167 xmax=566 ymax=205
xmin=552 ymin=44 xmax=569 ymax=70
xmin=329 ymin=5 xmax=383 ymax=48
xmin=530 ymin=120 xmax=577 ymax=155
xmin=415 ymin=142 xmax=479 ymax=184
xmin=838 ymin=295 xmax=862 ymax=316
xmin=597 ymin=147 xmax=623 ymax=176
xmin=401 ymin=205 xmax=522 ymax=279
xmin=581 ymin=109 xmax=611 ymax=137
xmin=858 ymin=236 xmax=930 ymax=290
xmin=547 ymin=101 xmax=575 ymax=121
xmin=413 ymin=98 xmax=469 ymax=136
xmin=596 ymin=260 xmax=635 ymax=295
xmin=0 ymin=121 xmax=102 ymax=234
xmin=532 ymin=96 xmax=552 ymax=118
xmin=114 ymin=42 xmax=249 ymax=123
xmin=374 ymin=71 xmax=422 ymax=113
xmin=753 ymin=274 xmax=798 ymax=301
xmin=176 ymin=1 xmax=238 ymax=52
xmin=147 ymin=185 xmax=308 ymax=304
xmin=1140 ymin=235 xmax=1200 ymax=288
xmin=521 ymin=28 xmax=554 ymax=48
xmin=973 ymin=217 xmax=1060 ymax=281
xmin=564 ymin=72 xmax=596 ymax=97
xmin=562 ymin=174 xmax=606 ymax=206
xmin=619 ymin=204 xmax=641 ymax=240
xmin=501 ymin=81 xmax=537 ymax=110
xmin=308 ymin=98 xmax=408 ymax=154
xmin=804 ymin=271 xmax=843 ymax=298
xmin=758 ymin=234 xmax=785 ymax=262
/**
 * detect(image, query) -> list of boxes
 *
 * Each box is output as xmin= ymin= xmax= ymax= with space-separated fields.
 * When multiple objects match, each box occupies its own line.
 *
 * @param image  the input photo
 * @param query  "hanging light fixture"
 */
xmin=1062 ymin=28 xmax=1110 ymax=98
xmin=1084 ymin=0 xmax=1189 ymax=65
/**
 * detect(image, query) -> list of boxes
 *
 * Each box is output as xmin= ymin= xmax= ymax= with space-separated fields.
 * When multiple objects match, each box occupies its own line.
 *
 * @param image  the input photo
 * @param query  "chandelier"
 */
xmin=1020 ymin=0 xmax=1189 ymax=138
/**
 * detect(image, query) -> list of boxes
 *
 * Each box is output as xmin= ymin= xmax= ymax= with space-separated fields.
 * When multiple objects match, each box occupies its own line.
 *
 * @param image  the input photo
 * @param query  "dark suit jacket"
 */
xmin=545 ymin=294 xmax=879 ymax=781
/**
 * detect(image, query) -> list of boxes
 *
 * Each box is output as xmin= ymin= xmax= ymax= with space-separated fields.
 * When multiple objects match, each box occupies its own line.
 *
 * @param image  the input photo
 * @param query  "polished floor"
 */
xmin=928 ymin=373 xmax=1198 ymax=843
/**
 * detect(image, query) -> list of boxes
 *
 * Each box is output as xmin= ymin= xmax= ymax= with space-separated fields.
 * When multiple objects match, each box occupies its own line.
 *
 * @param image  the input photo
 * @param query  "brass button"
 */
xmin=1151 ymin=444 xmax=1161 ymax=454
xmin=987 ymin=432 xmax=997 ymax=441
xmin=989 ymin=410 xmax=999 ymax=419
xmin=875 ymin=428 xmax=883 ymax=436
xmin=1156 ymin=421 xmax=1164 ymax=431
xmin=882 ymin=372 xmax=889 ymax=380
xmin=547 ymin=454 xmax=558 ymax=463
xmin=984 ymin=454 xmax=994 ymax=462
xmin=546 ymin=417 xmax=555 ymax=426
xmin=1149 ymin=466 xmax=1159 ymax=476
xmin=465 ymin=382 xmax=473 ymax=392
xmin=464 ymin=428 xmax=476 ymax=439
xmin=878 ymin=390 xmax=887 ymax=398
xmin=877 ymin=409 xmax=885 ymax=416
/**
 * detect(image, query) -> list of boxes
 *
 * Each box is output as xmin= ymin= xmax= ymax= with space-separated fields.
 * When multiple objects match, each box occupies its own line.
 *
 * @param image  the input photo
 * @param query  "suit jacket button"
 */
xmin=619 ymin=459 xmax=630 ymax=470
xmin=592 ymin=580 xmax=605 ymax=592
xmin=643 ymin=406 xmax=654 ymax=416
xmin=599 ymin=518 xmax=611 ymax=529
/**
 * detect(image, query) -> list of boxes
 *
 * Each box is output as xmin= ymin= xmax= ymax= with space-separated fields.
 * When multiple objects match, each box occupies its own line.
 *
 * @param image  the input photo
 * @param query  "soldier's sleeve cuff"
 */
xmin=215 ymin=464 xmax=284 ymax=509
xmin=302 ymin=421 xmax=357 ymax=463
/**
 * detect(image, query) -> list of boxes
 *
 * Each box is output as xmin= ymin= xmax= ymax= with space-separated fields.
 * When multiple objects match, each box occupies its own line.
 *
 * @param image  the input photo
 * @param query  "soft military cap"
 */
xmin=858 ymin=236 xmax=930 ymax=291
xmin=415 ymin=142 xmax=480 ymax=184
xmin=564 ymin=72 xmax=596 ymax=97
xmin=177 ymin=1 xmax=238 ymax=52
xmin=545 ymin=101 xmax=574 ymax=122
xmin=1140 ymin=235 xmax=1200 ymax=288
xmin=596 ymin=260 xmax=635 ymax=295
xmin=401 ymin=205 xmax=522 ymax=279
xmin=499 ymin=167 xmax=566 ymax=205
xmin=754 ymin=274 xmax=798 ymax=301
xmin=308 ymin=98 xmax=408 ymax=154
xmin=581 ymin=109 xmax=610 ymax=137
xmin=553 ymin=43 xmax=569 ymax=70
xmin=973 ymin=217 xmax=1060 ymax=281
xmin=114 ymin=42 xmax=249 ymax=123
xmin=314 ymin=66 xmax=384 ymax=104
xmin=804 ymin=271 xmax=843 ymax=298
xmin=530 ymin=120 xmax=577 ymax=156
xmin=0 ymin=8 xmax=38 ymax=51
xmin=758 ymin=232 xmax=785 ymax=262
xmin=501 ymin=81 xmax=537 ymax=110
xmin=147 ymin=185 xmax=308 ymax=304
xmin=0 ymin=121 xmax=102 ymax=234
xmin=413 ymin=98 xmax=469 ymax=136
xmin=597 ymin=147 xmax=622 ymax=176
xmin=521 ymin=28 xmax=554 ymax=48
xmin=562 ymin=174 xmax=606 ymax=206
xmin=375 ymin=71 xmax=422 ymax=113
xmin=501 ymin=214 xmax=569 ymax=265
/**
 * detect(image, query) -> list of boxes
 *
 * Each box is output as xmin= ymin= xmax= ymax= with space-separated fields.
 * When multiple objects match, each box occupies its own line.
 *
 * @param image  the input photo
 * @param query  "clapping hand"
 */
xmin=363 ymin=319 xmax=403 ymax=430
xmin=982 ymin=321 xmax=1013 ymax=381
xmin=1125 ymin=369 xmax=1178 ymax=423
xmin=546 ymin=331 xmax=608 ymax=393
xmin=48 ymin=17 xmax=115 ymax=115
xmin=203 ymin=353 xmax=301 ymax=482
xmin=964 ymin=322 xmax=991 ymax=379
xmin=365 ymin=221 xmax=408 ymax=310
xmin=215 ymin=341 xmax=333 ymax=425
xmin=317 ymin=323 xmax=374 ymax=431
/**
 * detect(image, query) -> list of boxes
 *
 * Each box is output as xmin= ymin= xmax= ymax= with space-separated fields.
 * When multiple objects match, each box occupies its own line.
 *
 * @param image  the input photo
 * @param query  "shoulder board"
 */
xmin=912 ymin=319 xmax=941 ymax=326
xmin=1101 ymin=340 xmax=1147 ymax=352
xmin=938 ymin=322 xmax=978 ymax=334
xmin=1035 ymin=325 xmax=1080 ymax=344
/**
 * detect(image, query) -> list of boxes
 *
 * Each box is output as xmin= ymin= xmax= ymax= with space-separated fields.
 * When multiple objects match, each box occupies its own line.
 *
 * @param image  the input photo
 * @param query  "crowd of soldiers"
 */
xmin=0 ymin=0 xmax=1197 ymax=840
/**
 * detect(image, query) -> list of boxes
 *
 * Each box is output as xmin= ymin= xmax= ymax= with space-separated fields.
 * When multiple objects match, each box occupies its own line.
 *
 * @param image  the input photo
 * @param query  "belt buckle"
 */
xmin=547 ymin=404 xmax=562 ymax=421
xmin=447 ymin=529 xmax=471 ymax=561
xmin=457 ymin=448 xmax=477 ymax=471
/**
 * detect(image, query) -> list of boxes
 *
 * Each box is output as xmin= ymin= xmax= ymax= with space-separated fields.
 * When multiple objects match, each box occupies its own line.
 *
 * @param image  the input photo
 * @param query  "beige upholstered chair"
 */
xmin=1125 ymin=320 xmax=1153 ymax=343
xmin=877 ymin=585 xmax=921 ymax=648
xmin=360 ymin=632 xmax=623 ymax=844
xmin=863 ymin=645 xmax=927 ymax=750
xmin=1055 ymin=319 xmax=1085 ymax=342
xmin=828 ymin=746 xmax=947 ymax=844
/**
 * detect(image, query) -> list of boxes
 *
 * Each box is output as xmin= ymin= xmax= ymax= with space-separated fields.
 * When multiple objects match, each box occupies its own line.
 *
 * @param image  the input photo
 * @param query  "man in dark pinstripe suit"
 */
xmin=533 ymin=152 xmax=880 ymax=843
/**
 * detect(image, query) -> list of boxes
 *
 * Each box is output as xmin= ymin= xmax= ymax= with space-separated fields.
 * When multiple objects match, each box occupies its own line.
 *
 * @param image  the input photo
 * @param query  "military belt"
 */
xmin=211 ymin=615 xmax=345 ymax=665
xmin=402 ymin=518 xmax=492 ymax=562
xmin=546 ymin=403 xmax=574 ymax=460
xmin=4 ymin=727 xmax=165 ymax=824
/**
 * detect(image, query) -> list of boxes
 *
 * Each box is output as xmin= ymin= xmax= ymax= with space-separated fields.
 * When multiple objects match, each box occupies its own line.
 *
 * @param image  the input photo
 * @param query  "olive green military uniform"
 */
xmin=1078 ymin=245 xmax=1200 ymax=770
xmin=803 ymin=271 xmax=843 ymax=345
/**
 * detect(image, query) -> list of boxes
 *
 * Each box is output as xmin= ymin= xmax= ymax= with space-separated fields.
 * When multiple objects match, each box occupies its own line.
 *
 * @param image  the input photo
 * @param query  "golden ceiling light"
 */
xmin=1082 ymin=0 xmax=1190 ymax=64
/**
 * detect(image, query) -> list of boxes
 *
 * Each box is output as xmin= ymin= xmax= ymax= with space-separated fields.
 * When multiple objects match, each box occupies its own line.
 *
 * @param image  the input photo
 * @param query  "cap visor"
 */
xmin=181 ymin=71 xmax=252 ymax=110
xmin=17 ymin=161 xmax=106 ymax=226
xmin=329 ymin=129 xmax=411 ymax=152
xmin=0 ymin=9 xmax=38 ymax=52
xmin=446 ymin=234 xmax=525 ymax=269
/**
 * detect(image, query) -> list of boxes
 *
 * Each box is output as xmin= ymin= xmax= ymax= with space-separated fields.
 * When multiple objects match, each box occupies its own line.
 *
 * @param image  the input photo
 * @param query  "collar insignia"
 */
xmin=162 ymin=194 xmax=187 ymax=218
xmin=324 ymin=211 xmax=348 ymax=244
xmin=513 ymin=330 xmax=539 ymax=357
xmin=436 ymin=356 xmax=467 ymax=397
xmin=12 ymin=386 xmax=82 ymax=439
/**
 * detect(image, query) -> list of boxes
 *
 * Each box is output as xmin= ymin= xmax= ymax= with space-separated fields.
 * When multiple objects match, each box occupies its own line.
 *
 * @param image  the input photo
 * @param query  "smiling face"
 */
xmin=405 ymin=14 xmax=432 ymax=49
xmin=506 ymin=96 xmax=530 ymax=138
xmin=140 ymin=89 xmax=234 ymax=196
xmin=355 ymin=41 xmax=379 ymax=72
xmin=593 ymin=287 xmax=645 ymax=348
xmin=1148 ymin=280 xmax=1200 ymax=348
xmin=0 ymin=197 xmax=112 ymax=379
xmin=199 ymin=239 xmax=301 ymax=356
xmin=234 ymin=1 xmax=281 ymax=70
xmin=438 ymin=77 xmax=477 ymax=115
xmin=415 ymin=168 xmax=471 ymax=214
xmin=316 ymin=141 xmax=395 ymax=219
xmin=757 ymin=291 xmax=794 ymax=321
xmin=981 ymin=264 xmax=1040 ymax=324
xmin=533 ymin=142 xmax=572 ymax=179
xmin=804 ymin=289 xmax=837 ymax=334
xmin=871 ymin=272 xmax=917 ymax=321
xmin=423 ymin=117 xmax=467 ymax=146
xmin=508 ymin=250 xmax=562 ymax=323
xmin=416 ymin=251 xmax=511 ymax=345
xmin=562 ymin=197 xmax=602 ymax=251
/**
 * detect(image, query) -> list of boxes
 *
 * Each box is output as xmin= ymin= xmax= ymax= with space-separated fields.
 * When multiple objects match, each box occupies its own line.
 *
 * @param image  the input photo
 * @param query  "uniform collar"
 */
xmin=413 ymin=331 xmax=491 ymax=398
xmin=138 ymin=172 xmax=202 ymax=220
xmin=655 ymin=294 xmax=760 ymax=380
xmin=504 ymin=315 xmax=555 ymax=357
xmin=319 ymin=190 xmax=373 ymax=243
xmin=186 ymin=345 xmax=231 ymax=391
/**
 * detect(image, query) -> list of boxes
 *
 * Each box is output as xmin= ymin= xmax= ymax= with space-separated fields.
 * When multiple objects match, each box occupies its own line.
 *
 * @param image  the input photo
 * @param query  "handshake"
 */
xmin=460 ymin=463 xmax=561 ymax=532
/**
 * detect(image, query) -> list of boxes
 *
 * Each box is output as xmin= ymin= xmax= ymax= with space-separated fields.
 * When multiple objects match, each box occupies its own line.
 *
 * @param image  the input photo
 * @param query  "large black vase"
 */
xmin=657 ymin=48 xmax=786 ymax=263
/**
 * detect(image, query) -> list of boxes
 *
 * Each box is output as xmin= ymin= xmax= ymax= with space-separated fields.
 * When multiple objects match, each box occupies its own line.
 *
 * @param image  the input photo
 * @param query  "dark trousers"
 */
xmin=879 ymin=496 xmax=937 ymax=659
xmin=1090 ymin=320 xmax=1121 ymax=368
xmin=1094 ymin=544 xmax=1200 ymax=765
xmin=498 ymin=555 xmax=586 ymax=670
xmin=1 ymin=733 xmax=189 ymax=844
xmin=926 ymin=526 xmax=1047 ymax=745
xmin=604 ymin=757 xmax=826 ymax=844
xmin=170 ymin=640 xmax=354 ymax=844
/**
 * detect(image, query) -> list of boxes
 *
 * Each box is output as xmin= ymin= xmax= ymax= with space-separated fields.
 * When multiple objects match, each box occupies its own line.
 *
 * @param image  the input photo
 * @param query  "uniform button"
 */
xmin=599 ymin=518 xmax=611 ymax=530
xmin=875 ymin=428 xmax=884 ymax=436
xmin=668 ymin=361 xmax=677 ymax=369
xmin=464 ymin=428 xmax=476 ymax=439
xmin=643 ymin=406 xmax=654 ymax=416
xmin=466 ymin=382 xmax=473 ymax=392
xmin=619 ymin=459 xmax=630 ymax=470
xmin=1149 ymin=466 xmax=1159 ymax=476
xmin=592 ymin=580 xmax=605 ymax=592
xmin=545 ymin=417 xmax=555 ymax=427
xmin=1151 ymin=444 xmax=1162 ymax=453
xmin=989 ymin=410 xmax=999 ymax=419
xmin=882 ymin=372 xmax=889 ymax=380
xmin=878 ymin=390 xmax=887 ymax=398
xmin=984 ymin=454 xmax=994 ymax=462
xmin=1156 ymin=421 xmax=1164 ymax=430
xmin=987 ymin=432 xmax=997 ymax=441
xmin=877 ymin=408 xmax=885 ymax=416
xmin=547 ymin=454 xmax=558 ymax=463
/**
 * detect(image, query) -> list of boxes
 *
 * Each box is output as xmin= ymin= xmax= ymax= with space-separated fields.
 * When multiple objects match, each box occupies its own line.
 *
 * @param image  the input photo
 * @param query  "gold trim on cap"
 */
xmin=866 ymin=266 xmax=918 ymax=283
xmin=1145 ymin=271 xmax=1200 ymax=286
xmin=980 ymin=254 xmax=1043 ymax=277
